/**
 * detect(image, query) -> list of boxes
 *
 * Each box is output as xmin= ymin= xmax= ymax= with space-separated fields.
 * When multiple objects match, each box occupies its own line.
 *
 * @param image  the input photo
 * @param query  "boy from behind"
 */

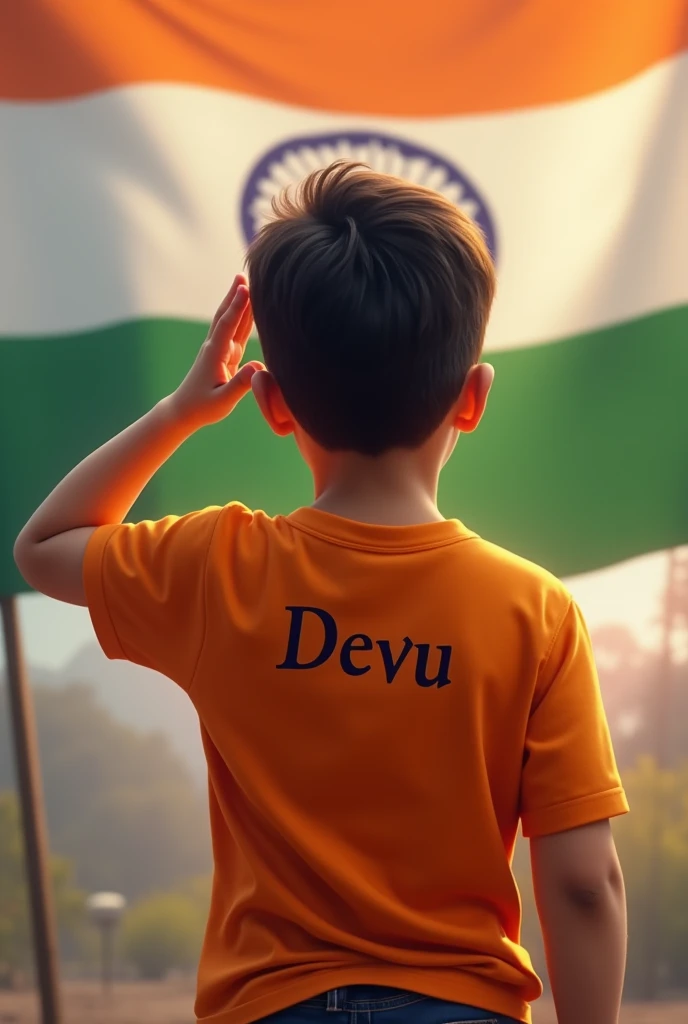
xmin=16 ymin=163 xmax=628 ymax=1024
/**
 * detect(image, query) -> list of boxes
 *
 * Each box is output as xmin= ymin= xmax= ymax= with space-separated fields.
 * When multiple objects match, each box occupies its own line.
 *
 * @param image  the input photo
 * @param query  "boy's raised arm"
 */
xmin=14 ymin=277 xmax=261 ymax=606
xmin=530 ymin=820 xmax=627 ymax=1024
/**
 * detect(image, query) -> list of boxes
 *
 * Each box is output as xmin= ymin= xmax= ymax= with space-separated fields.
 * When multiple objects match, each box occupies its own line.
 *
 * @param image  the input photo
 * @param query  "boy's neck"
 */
xmin=309 ymin=448 xmax=445 ymax=527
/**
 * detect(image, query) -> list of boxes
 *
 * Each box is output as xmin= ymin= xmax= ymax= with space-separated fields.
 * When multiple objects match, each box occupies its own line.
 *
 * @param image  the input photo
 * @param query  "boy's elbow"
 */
xmin=14 ymin=529 xmax=31 ymax=573
xmin=532 ymin=819 xmax=625 ymax=913
xmin=13 ymin=527 xmax=91 ymax=605
xmin=14 ymin=531 xmax=41 ymax=589
xmin=563 ymin=858 xmax=625 ymax=912
xmin=14 ymin=529 xmax=56 ymax=594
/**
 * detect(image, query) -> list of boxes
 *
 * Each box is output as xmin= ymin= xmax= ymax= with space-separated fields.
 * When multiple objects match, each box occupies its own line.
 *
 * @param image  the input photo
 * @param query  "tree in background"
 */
xmin=0 ymin=792 xmax=83 ymax=987
xmin=613 ymin=759 xmax=688 ymax=996
xmin=591 ymin=549 xmax=688 ymax=773
xmin=591 ymin=549 xmax=688 ymax=998
xmin=591 ymin=624 xmax=650 ymax=768
xmin=121 ymin=879 xmax=209 ymax=979
xmin=0 ymin=683 xmax=210 ymax=900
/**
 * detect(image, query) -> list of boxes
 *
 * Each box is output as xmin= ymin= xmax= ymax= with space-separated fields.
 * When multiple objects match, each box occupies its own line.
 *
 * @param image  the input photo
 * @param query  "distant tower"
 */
xmin=86 ymin=892 xmax=127 ymax=992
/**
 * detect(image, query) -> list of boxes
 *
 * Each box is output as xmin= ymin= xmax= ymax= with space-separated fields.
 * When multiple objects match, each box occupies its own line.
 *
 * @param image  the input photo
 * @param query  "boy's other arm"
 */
xmin=530 ymin=819 xmax=627 ymax=1024
xmin=14 ymin=277 xmax=261 ymax=605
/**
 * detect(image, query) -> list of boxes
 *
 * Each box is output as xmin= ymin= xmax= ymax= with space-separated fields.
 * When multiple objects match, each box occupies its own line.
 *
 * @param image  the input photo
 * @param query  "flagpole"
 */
xmin=1 ymin=595 xmax=63 ymax=1023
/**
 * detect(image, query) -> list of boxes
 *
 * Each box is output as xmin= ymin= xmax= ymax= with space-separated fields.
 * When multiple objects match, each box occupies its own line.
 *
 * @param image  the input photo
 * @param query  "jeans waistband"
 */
xmin=306 ymin=987 xmax=425 ymax=1012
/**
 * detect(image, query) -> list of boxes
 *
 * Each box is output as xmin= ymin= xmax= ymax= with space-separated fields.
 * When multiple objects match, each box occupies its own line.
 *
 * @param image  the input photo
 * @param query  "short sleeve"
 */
xmin=520 ymin=598 xmax=629 ymax=838
xmin=83 ymin=507 xmax=223 ymax=689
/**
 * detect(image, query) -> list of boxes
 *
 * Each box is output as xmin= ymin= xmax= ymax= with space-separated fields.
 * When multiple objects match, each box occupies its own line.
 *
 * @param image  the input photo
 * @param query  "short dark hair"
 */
xmin=246 ymin=161 xmax=495 ymax=456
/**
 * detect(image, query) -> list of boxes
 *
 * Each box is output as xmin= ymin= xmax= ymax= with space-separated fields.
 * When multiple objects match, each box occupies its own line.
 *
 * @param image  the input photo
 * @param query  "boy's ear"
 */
xmin=453 ymin=363 xmax=494 ymax=433
xmin=251 ymin=370 xmax=296 ymax=437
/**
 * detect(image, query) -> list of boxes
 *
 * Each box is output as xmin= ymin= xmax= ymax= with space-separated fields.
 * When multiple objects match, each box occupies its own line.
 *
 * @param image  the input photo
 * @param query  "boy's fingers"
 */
xmin=231 ymin=360 xmax=264 ymax=388
xmin=212 ymin=360 xmax=264 ymax=413
xmin=209 ymin=286 xmax=249 ymax=363
xmin=235 ymin=300 xmax=254 ymax=349
xmin=208 ymin=274 xmax=247 ymax=336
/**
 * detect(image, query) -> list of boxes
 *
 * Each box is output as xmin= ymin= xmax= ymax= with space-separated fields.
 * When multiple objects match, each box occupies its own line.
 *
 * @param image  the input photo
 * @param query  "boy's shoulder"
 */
xmin=462 ymin=528 xmax=568 ymax=590
xmin=445 ymin=519 xmax=566 ymax=584
xmin=448 ymin=526 xmax=576 ymax=631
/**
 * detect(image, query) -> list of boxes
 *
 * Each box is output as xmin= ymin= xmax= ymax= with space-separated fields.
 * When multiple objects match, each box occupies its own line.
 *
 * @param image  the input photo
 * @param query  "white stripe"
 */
xmin=1 ymin=54 xmax=687 ymax=346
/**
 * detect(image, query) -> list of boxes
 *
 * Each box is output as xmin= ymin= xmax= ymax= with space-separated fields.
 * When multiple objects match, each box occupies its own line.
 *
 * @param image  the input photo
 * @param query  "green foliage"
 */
xmin=0 ymin=683 xmax=210 ymax=899
xmin=613 ymin=758 xmax=688 ymax=995
xmin=0 ymin=791 xmax=84 ymax=985
xmin=0 ymin=791 xmax=29 ymax=982
xmin=176 ymin=873 xmax=211 ymax=911
xmin=121 ymin=890 xmax=207 ymax=979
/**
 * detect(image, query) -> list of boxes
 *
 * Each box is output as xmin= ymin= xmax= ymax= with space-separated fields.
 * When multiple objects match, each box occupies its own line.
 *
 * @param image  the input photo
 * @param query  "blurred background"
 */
xmin=1 ymin=3 xmax=687 ymax=1022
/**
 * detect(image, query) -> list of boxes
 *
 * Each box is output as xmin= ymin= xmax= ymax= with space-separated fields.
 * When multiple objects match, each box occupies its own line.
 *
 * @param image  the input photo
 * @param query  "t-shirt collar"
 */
xmin=286 ymin=506 xmax=476 ymax=552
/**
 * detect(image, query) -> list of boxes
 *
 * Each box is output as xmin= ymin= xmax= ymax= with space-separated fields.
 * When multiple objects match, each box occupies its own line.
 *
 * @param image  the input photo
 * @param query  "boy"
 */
xmin=15 ymin=162 xmax=628 ymax=1024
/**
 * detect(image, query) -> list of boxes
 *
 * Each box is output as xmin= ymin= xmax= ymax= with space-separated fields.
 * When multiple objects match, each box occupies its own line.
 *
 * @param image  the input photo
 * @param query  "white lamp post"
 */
xmin=86 ymin=892 xmax=126 ymax=992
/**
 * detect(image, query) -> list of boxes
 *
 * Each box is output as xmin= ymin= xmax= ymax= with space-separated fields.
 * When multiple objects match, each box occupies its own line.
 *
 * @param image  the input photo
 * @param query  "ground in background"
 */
xmin=0 ymin=982 xmax=686 ymax=1023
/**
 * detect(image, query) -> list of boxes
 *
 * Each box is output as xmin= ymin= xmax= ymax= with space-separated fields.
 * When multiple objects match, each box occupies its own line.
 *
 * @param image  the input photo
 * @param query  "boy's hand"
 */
xmin=170 ymin=274 xmax=265 ymax=430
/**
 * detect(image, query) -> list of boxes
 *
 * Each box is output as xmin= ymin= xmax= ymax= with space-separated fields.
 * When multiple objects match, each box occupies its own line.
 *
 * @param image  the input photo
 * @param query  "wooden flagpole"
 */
xmin=1 ymin=595 xmax=62 ymax=1023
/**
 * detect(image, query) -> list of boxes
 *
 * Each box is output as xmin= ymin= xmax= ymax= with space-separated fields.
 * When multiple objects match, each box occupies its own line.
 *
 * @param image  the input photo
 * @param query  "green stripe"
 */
xmin=2 ymin=306 xmax=687 ymax=593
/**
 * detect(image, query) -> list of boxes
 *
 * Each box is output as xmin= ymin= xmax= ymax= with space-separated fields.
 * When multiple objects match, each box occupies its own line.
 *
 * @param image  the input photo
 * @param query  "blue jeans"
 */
xmin=256 ymin=985 xmax=520 ymax=1024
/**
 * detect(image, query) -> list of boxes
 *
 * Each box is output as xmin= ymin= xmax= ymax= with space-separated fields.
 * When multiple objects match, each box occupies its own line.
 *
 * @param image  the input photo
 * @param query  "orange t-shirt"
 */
xmin=84 ymin=504 xmax=628 ymax=1024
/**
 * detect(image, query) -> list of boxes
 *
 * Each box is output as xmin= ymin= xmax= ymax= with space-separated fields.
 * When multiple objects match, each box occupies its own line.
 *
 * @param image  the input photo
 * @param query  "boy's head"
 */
xmin=246 ymin=161 xmax=495 ymax=457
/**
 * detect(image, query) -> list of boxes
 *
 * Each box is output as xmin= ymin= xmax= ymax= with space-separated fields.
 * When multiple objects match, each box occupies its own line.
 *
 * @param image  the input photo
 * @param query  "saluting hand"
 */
xmin=171 ymin=273 xmax=265 ymax=429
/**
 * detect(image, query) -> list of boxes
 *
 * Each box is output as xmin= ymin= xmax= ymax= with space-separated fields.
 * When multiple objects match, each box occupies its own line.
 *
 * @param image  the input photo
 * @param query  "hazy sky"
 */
xmin=1 ymin=546 xmax=671 ymax=673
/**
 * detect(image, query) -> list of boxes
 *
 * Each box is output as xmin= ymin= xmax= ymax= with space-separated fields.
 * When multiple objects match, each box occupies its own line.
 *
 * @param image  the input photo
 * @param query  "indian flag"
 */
xmin=1 ymin=2 xmax=687 ymax=596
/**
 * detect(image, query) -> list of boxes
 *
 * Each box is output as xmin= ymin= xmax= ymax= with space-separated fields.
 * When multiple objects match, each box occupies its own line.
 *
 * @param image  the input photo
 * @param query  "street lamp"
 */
xmin=86 ymin=892 xmax=126 ymax=992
